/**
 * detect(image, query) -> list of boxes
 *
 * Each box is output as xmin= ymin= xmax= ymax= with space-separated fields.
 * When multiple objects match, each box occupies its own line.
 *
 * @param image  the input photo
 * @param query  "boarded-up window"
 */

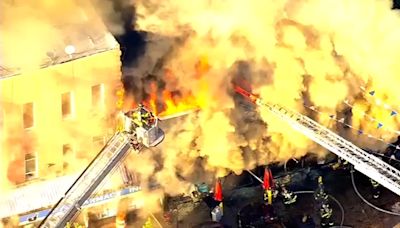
xmin=25 ymin=152 xmax=37 ymax=180
xmin=92 ymin=84 xmax=104 ymax=108
xmin=62 ymin=92 xmax=72 ymax=117
xmin=23 ymin=103 xmax=34 ymax=128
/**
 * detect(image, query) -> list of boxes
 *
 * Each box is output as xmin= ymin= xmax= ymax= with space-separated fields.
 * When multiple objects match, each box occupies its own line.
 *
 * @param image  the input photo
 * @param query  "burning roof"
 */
xmin=0 ymin=1 xmax=119 ymax=78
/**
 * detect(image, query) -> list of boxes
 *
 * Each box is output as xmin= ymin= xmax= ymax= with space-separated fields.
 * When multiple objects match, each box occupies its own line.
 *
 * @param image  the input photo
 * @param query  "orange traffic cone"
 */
xmin=214 ymin=179 xmax=223 ymax=202
xmin=263 ymin=167 xmax=271 ymax=190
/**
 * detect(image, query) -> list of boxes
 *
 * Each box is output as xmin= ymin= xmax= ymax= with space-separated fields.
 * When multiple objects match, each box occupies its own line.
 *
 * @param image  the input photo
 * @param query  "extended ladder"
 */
xmin=258 ymin=100 xmax=400 ymax=196
xmin=234 ymin=86 xmax=400 ymax=196
xmin=39 ymin=132 xmax=137 ymax=228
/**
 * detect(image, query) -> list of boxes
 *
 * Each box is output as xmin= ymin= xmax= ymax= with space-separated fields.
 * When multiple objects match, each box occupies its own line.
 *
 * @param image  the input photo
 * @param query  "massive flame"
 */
xmin=119 ymin=1 xmax=400 ymax=201
xmin=142 ymin=83 xmax=200 ymax=117
xmin=140 ymin=56 xmax=211 ymax=117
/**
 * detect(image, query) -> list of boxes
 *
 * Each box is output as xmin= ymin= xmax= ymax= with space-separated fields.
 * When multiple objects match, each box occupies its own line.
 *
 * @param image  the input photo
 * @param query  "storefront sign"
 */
xmin=19 ymin=186 xmax=141 ymax=225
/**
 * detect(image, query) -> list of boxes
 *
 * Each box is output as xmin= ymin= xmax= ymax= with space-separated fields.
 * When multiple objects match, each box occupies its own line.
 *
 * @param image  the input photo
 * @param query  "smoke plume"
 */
xmin=3 ymin=0 xmax=400 ymax=222
xmin=0 ymin=0 xmax=128 ymax=189
xmin=127 ymin=0 xmax=400 ymax=192
xmin=0 ymin=0 xmax=128 ymax=71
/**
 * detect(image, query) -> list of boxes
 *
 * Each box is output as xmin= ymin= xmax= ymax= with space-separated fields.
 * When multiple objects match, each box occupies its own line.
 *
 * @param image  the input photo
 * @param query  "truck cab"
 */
xmin=122 ymin=105 xmax=165 ymax=148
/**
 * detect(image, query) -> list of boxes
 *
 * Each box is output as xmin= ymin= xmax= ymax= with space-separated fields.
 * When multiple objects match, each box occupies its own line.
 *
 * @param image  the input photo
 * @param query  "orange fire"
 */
xmin=159 ymin=90 xmax=199 ymax=117
xmin=143 ymin=86 xmax=201 ymax=117
xmin=149 ymin=82 xmax=158 ymax=114
xmin=142 ymin=56 xmax=211 ymax=117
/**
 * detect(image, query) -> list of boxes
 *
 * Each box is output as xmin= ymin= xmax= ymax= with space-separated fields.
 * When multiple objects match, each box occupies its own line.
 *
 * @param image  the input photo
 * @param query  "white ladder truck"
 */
xmin=235 ymin=86 xmax=400 ymax=197
xmin=39 ymin=105 xmax=165 ymax=228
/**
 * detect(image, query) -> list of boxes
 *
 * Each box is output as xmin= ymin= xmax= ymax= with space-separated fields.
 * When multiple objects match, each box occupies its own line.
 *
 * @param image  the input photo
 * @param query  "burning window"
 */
xmin=25 ymin=152 xmax=37 ymax=180
xmin=91 ymin=84 xmax=104 ymax=108
xmin=23 ymin=102 xmax=34 ymax=128
xmin=62 ymin=92 xmax=73 ymax=118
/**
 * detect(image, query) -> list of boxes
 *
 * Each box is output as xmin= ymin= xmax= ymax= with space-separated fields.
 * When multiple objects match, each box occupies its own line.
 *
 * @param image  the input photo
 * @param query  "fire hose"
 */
xmin=350 ymin=166 xmax=400 ymax=216
xmin=246 ymin=170 xmax=345 ymax=227
xmin=293 ymin=190 xmax=344 ymax=227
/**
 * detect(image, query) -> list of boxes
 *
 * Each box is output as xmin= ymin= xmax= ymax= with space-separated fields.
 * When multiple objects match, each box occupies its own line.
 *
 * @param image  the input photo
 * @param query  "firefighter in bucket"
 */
xmin=128 ymin=104 xmax=156 ymax=129
xmin=121 ymin=104 xmax=164 ymax=148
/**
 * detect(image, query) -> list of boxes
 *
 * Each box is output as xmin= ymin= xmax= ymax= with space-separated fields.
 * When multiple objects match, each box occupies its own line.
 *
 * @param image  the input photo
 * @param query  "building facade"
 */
xmin=0 ymin=38 xmax=122 ymax=189
xmin=0 ymin=3 xmax=136 ymax=227
xmin=0 ymin=37 xmax=121 ymax=196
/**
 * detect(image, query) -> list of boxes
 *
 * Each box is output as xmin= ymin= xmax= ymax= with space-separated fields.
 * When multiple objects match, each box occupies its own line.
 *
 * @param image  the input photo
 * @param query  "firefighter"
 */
xmin=320 ymin=202 xmax=334 ymax=227
xmin=139 ymin=104 xmax=155 ymax=126
xmin=130 ymin=105 xmax=152 ymax=128
xmin=262 ymin=167 xmax=275 ymax=205
xmin=263 ymin=189 xmax=273 ymax=205
xmin=370 ymin=178 xmax=381 ymax=199
xmin=130 ymin=109 xmax=143 ymax=127
xmin=280 ymin=184 xmax=297 ymax=205
xmin=331 ymin=157 xmax=349 ymax=170
xmin=314 ymin=176 xmax=328 ymax=203
xmin=139 ymin=105 xmax=151 ymax=119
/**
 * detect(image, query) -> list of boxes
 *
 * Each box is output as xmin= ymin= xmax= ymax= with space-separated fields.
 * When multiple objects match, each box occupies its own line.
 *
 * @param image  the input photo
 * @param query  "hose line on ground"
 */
xmin=246 ymin=170 xmax=344 ymax=226
xmin=294 ymin=191 xmax=344 ymax=227
xmin=350 ymin=166 xmax=400 ymax=216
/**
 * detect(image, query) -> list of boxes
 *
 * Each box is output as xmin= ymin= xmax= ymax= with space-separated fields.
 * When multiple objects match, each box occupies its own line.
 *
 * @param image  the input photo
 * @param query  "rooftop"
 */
xmin=0 ymin=1 xmax=119 ymax=79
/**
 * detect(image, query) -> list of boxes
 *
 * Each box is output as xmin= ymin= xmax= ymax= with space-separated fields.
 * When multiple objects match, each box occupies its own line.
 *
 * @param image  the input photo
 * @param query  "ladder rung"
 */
xmin=40 ymin=133 xmax=133 ymax=227
xmin=269 ymin=103 xmax=400 ymax=197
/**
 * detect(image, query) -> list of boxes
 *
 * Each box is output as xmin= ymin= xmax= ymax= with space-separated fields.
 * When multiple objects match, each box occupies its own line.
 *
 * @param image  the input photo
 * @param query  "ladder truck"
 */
xmin=234 ymin=86 xmax=400 ymax=197
xmin=39 ymin=105 xmax=165 ymax=228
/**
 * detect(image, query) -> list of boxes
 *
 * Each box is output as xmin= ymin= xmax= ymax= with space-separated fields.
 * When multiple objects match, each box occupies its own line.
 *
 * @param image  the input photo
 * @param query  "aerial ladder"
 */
xmin=235 ymin=86 xmax=400 ymax=197
xmin=39 ymin=105 xmax=165 ymax=228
